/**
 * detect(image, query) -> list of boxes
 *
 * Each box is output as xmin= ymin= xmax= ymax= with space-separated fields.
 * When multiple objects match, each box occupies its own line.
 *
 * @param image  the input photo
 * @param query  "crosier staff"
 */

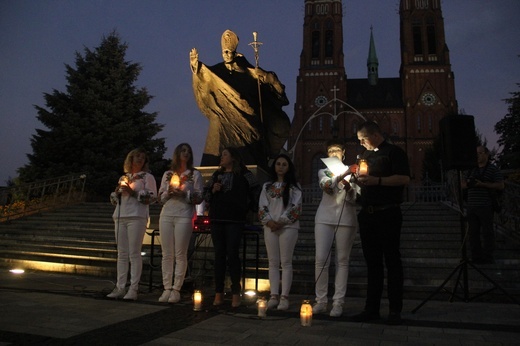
xmin=249 ymin=31 xmax=263 ymax=124
xmin=249 ymin=31 xmax=270 ymax=162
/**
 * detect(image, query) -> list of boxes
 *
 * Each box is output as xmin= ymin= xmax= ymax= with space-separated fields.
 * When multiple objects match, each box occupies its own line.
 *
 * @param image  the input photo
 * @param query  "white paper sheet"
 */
xmin=321 ymin=157 xmax=348 ymax=176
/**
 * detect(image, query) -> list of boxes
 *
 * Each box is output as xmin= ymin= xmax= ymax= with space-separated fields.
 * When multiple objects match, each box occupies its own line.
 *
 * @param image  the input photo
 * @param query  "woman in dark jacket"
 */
xmin=205 ymin=147 xmax=259 ymax=307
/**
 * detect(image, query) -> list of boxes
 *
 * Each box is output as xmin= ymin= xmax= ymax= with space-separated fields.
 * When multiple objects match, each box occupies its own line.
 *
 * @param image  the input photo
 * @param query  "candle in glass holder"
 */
xmin=358 ymin=159 xmax=369 ymax=176
xmin=257 ymin=297 xmax=267 ymax=318
xmin=300 ymin=300 xmax=313 ymax=327
xmin=118 ymin=180 xmax=128 ymax=192
xmin=170 ymin=174 xmax=180 ymax=189
xmin=193 ymin=290 xmax=202 ymax=311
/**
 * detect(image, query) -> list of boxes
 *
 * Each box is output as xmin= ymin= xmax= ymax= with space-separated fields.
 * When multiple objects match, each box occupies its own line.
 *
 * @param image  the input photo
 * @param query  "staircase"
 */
xmin=0 ymin=202 xmax=518 ymax=302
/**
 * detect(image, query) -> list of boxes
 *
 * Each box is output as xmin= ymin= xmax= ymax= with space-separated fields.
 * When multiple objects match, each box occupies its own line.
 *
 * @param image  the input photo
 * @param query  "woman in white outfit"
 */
xmin=258 ymin=153 xmax=302 ymax=311
xmin=157 ymin=143 xmax=204 ymax=303
xmin=107 ymin=148 xmax=157 ymax=301
xmin=313 ymin=140 xmax=358 ymax=317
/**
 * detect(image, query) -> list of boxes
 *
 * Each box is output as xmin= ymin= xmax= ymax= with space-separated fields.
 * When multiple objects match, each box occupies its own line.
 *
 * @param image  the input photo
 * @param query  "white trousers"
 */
xmin=114 ymin=217 xmax=147 ymax=291
xmin=264 ymin=226 xmax=298 ymax=297
xmin=314 ymin=223 xmax=357 ymax=304
xmin=159 ymin=216 xmax=193 ymax=291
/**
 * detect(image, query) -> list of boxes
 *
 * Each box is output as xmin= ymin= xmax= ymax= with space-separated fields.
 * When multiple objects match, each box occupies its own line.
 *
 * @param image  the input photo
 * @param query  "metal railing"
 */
xmin=0 ymin=173 xmax=87 ymax=223
xmin=302 ymin=179 xmax=519 ymax=239
xmin=495 ymin=181 xmax=520 ymax=241
xmin=302 ymin=182 xmax=449 ymax=205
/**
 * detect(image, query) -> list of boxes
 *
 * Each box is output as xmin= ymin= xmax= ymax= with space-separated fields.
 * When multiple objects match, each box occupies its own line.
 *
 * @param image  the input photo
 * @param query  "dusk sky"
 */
xmin=1 ymin=1 xmax=519 ymax=184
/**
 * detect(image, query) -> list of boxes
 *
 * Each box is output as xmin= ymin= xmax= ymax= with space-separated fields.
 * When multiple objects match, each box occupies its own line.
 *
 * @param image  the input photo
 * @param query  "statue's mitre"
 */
xmin=221 ymin=30 xmax=239 ymax=51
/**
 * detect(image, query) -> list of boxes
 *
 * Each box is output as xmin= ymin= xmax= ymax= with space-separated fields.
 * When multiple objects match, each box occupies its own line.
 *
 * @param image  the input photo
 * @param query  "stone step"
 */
xmin=1 ymin=201 xmax=519 ymax=302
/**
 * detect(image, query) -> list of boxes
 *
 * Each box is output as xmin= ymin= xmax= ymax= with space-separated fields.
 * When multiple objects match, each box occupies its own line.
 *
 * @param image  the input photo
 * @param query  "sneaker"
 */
xmin=267 ymin=296 xmax=279 ymax=309
xmin=168 ymin=290 xmax=181 ymax=303
xmin=123 ymin=289 xmax=138 ymax=301
xmin=158 ymin=289 xmax=172 ymax=303
xmin=277 ymin=297 xmax=289 ymax=311
xmin=312 ymin=302 xmax=327 ymax=314
xmin=330 ymin=303 xmax=343 ymax=317
xmin=106 ymin=287 xmax=126 ymax=299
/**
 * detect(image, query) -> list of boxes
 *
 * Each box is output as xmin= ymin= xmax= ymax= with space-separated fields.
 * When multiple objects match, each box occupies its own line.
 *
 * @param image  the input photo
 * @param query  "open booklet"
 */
xmin=321 ymin=157 xmax=348 ymax=176
xmin=321 ymin=157 xmax=361 ymax=196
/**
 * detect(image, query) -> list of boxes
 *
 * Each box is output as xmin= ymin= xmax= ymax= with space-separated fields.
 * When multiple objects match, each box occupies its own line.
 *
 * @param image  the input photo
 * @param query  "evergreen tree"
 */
xmin=495 ymin=83 xmax=520 ymax=170
xmin=18 ymin=32 xmax=166 ymax=198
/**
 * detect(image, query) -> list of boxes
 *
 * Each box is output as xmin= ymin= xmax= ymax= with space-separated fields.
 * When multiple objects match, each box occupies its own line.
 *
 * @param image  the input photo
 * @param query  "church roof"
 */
xmin=347 ymin=77 xmax=403 ymax=109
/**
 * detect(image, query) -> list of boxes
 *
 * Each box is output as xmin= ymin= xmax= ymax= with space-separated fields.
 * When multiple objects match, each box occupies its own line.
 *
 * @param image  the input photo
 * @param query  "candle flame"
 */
xmin=170 ymin=175 xmax=180 ymax=188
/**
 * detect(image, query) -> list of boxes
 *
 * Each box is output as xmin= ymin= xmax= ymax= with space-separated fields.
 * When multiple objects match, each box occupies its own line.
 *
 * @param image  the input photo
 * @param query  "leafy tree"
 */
xmin=18 ymin=32 xmax=166 ymax=199
xmin=495 ymin=83 xmax=520 ymax=169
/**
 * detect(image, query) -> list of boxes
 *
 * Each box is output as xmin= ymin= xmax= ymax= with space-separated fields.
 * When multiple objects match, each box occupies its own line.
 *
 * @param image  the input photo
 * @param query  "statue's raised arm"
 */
xmin=189 ymin=48 xmax=200 ymax=74
xmin=190 ymin=30 xmax=290 ymax=169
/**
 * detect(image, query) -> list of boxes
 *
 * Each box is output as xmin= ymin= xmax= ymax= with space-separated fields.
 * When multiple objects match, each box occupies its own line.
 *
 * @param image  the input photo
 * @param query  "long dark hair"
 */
xmin=268 ymin=153 xmax=300 ymax=207
xmin=218 ymin=147 xmax=247 ymax=175
xmin=171 ymin=142 xmax=194 ymax=172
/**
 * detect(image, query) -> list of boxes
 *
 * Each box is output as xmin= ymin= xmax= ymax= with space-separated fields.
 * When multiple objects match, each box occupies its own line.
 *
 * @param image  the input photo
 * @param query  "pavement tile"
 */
xmin=1 ymin=271 xmax=520 ymax=345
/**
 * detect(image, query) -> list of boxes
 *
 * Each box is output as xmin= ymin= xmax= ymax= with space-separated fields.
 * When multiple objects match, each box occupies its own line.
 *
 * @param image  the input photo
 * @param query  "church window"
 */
xmin=325 ymin=30 xmax=333 ymax=57
xmin=315 ymin=3 xmax=329 ymax=15
xmin=412 ymin=24 xmax=423 ymax=55
xmin=426 ymin=20 xmax=436 ymax=54
xmin=417 ymin=114 xmax=422 ymax=132
xmin=415 ymin=0 xmax=429 ymax=9
xmin=312 ymin=31 xmax=320 ymax=58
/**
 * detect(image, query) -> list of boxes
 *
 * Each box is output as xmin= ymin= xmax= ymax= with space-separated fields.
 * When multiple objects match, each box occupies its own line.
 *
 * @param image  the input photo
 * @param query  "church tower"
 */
xmin=289 ymin=0 xmax=353 ymax=186
xmin=290 ymin=0 xmax=458 ymax=186
xmin=399 ymin=0 xmax=458 ymax=179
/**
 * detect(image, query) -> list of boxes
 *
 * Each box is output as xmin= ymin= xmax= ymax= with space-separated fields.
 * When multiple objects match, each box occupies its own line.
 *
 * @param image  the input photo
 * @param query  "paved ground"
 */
xmin=1 ymin=271 xmax=519 ymax=345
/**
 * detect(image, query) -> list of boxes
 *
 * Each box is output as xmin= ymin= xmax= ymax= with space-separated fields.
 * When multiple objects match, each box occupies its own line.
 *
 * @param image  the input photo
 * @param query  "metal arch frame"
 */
xmin=287 ymin=97 xmax=366 ymax=160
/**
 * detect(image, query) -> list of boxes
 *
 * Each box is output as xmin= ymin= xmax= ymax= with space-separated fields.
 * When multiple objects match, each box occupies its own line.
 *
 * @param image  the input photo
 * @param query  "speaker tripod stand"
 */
xmin=412 ymin=170 xmax=519 ymax=313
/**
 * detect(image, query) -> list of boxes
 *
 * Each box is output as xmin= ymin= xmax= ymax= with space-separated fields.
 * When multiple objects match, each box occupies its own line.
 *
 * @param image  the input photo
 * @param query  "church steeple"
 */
xmin=301 ymin=0 xmax=344 ymax=70
xmin=367 ymin=26 xmax=379 ymax=86
xmin=290 ymin=0 xmax=348 ymax=186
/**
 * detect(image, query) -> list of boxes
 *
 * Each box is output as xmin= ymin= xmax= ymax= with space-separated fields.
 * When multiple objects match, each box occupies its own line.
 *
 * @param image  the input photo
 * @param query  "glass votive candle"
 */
xmin=193 ymin=290 xmax=202 ymax=311
xmin=257 ymin=297 xmax=267 ymax=318
xmin=358 ymin=159 xmax=369 ymax=176
xmin=300 ymin=300 xmax=313 ymax=327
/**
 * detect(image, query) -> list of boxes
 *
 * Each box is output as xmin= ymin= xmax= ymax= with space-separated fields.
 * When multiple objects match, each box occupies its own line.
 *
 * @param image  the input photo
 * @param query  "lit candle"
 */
xmin=170 ymin=174 xmax=180 ymax=189
xmin=358 ymin=159 xmax=369 ymax=176
xmin=118 ymin=180 xmax=128 ymax=192
xmin=257 ymin=297 xmax=267 ymax=318
xmin=193 ymin=290 xmax=202 ymax=311
xmin=300 ymin=300 xmax=313 ymax=327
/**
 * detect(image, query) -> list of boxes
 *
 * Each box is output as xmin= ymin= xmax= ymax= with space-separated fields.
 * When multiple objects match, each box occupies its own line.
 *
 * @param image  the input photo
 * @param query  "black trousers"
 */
xmin=358 ymin=206 xmax=403 ymax=314
xmin=211 ymin=222 xmax=244 ymax=294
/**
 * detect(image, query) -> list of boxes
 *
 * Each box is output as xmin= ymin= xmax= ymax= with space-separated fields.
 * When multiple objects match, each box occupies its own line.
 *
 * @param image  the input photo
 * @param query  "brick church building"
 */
xmin=288 ymin=0 xmax=458 ymax=186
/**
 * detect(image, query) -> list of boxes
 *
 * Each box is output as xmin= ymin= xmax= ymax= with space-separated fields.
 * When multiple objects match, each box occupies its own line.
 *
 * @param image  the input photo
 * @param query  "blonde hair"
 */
xmin=123 ymin=148 xmax=149 ymax=173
